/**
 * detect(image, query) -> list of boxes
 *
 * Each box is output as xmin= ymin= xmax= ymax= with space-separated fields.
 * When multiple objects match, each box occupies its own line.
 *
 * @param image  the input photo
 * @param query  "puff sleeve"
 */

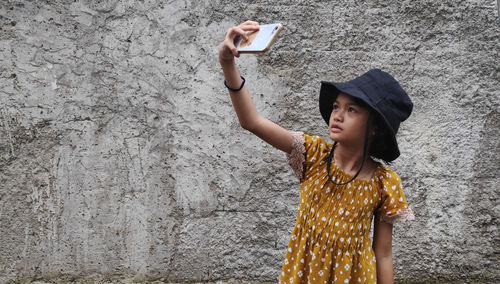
xmin=286 ymin=132 xmax=330 ymax=183
xmin=377 ymin=169 xmax=415 ymax=223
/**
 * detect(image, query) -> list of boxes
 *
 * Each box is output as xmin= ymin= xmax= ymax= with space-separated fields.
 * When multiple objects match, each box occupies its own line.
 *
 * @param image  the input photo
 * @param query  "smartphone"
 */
xmin=236 ymin=23 xmax=283 ymax=54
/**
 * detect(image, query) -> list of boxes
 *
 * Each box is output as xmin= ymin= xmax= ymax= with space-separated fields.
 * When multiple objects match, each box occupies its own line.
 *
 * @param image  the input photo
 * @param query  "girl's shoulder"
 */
xmin=294 ymin=132 xmax=332 ymax=151
xmin=374 ymin=164 xmax=399 ymax=179
xmin=374 ymin=164 xmax=402 ymax=185
xmin=288 ymin=132 xmax=332 ymax=182
xmin=289 ymin=131 xmax=332 ymax=158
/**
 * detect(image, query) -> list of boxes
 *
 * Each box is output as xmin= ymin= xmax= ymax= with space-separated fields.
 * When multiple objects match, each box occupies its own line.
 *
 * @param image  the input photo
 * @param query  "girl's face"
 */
xmin=329 ymin=93 xmax=373 ymax=146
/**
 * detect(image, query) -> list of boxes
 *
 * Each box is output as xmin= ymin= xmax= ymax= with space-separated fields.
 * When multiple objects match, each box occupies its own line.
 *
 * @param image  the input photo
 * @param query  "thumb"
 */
xmin=231 ymin=47 xmax=239 ymax=57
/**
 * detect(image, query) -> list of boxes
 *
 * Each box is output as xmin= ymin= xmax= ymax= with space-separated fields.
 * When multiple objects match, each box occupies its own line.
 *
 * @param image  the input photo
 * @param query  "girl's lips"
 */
xmin=330 ymin=124 xmax=342 ymax=133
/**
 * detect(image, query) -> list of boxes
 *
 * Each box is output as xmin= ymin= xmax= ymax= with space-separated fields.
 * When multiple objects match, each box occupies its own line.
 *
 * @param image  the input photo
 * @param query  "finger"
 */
xmin=225 ymin=27 xmax=244 ymax=40
xmin=222 ymin=38 xmax=235 ymax=50
xmin=242 ymin=20 xmax=259 ymax=26
xmin=230 ymin=27 xmax=248 ymax=40
xmin=230 ymin=46 xmax=239 ymax=58
xmin=239 ymin=22 xmax=260 ymax=32
xmin=223 ymin=38 xmax=238 ymax=53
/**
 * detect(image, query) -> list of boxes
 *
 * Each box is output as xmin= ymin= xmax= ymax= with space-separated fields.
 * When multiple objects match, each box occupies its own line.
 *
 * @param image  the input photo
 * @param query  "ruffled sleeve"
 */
xmin=286 ymin=131 xmax=306 ymax=182
xmin=377 ymin=168 xmax=415 ymax=224
xmin=286 ymin=132 xmax=330 ymax=183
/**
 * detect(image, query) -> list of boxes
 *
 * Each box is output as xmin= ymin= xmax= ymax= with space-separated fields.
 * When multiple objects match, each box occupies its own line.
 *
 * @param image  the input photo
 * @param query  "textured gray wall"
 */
xmin=1 ymin=0 xmax=499 ymax=282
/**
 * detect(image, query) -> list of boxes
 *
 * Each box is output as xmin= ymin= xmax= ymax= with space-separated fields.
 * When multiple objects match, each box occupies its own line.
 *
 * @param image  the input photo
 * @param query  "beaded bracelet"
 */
xmin=224 ymin=76 xmax=246 ymax=92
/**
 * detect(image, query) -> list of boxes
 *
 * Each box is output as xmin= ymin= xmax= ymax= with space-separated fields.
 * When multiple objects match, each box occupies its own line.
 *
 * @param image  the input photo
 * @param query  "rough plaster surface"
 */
xmin=0 ymin=0 xmax=499 ymax=282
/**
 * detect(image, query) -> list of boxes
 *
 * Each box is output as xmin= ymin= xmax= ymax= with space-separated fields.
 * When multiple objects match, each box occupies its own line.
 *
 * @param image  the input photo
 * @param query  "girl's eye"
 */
xmin=348 ymin=107 xmax=356 ymax=113
xmin=332 ymin=105 xmax=339 ymax=110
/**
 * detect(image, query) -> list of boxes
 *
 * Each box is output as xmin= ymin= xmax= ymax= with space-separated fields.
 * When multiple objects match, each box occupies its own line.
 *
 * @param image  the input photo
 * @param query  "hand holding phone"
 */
xmin=235 ymin=24 xmax=283 ymax=54
xmin=219 ymin=21 xmax=282 ymax=62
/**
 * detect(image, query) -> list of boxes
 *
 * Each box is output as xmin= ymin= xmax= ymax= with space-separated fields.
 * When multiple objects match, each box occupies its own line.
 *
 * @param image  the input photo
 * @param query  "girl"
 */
xmin=219 ymin=21 xmax=415 ymax=284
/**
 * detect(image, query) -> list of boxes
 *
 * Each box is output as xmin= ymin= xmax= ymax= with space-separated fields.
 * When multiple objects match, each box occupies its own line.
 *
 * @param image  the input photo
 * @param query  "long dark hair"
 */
xmin=351 ymin=97 xmax=391 ymax=164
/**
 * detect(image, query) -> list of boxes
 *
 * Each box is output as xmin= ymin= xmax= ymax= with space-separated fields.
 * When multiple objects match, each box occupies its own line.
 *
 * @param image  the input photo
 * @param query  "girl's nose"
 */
xmin=332 ymin=109 xmax=344 ymax=122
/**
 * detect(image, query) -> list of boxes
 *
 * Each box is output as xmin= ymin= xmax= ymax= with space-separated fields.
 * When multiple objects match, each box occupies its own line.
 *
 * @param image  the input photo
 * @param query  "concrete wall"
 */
xmin=1 ymin=0 xmax=498 ymax=282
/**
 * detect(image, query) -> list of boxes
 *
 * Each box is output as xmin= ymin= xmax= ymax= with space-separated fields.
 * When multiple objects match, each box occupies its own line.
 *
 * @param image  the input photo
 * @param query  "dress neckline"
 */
xmin=329 ymin=156 xmax=384 ymax=185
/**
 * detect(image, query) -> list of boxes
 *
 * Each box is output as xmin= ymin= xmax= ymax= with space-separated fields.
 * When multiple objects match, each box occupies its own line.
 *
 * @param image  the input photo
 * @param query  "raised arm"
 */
xmin=219 ymin=21 xmax=293 ymax=154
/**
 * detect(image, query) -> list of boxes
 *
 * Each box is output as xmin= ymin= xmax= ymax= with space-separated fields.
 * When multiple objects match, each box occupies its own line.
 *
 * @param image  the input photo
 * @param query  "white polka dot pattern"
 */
xmin=280 ymin=133 xmax=414 ymax=283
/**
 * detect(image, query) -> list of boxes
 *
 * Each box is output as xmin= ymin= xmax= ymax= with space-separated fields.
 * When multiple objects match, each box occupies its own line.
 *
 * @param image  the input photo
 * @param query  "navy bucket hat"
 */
xmin=319 ymin=69 xmax=413 ymax=162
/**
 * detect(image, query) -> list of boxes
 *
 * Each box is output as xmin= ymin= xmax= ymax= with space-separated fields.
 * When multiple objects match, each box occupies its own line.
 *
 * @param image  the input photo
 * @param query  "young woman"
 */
xmin=219 ymin=21 xmax=415 ymax=284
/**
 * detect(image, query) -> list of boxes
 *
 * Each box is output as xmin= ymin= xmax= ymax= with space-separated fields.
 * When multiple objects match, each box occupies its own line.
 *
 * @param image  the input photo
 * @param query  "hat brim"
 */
xmin=319 ymin=81 xmax=400 ymax=162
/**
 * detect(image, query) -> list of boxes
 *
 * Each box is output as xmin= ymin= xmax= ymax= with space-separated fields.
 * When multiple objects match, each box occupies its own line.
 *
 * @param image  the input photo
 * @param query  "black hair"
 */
xmin=369 ymin=114 xmax=391 ymax=164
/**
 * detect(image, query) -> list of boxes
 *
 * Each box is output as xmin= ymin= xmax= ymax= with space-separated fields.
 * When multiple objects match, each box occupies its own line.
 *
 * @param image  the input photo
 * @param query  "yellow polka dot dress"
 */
xmin=280 ymin=132 xmax=415 ymax=284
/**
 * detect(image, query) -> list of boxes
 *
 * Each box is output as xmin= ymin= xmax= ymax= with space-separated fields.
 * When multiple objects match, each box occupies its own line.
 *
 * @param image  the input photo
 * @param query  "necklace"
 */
xmin=326 ymin=142 xmax=365 ymax=185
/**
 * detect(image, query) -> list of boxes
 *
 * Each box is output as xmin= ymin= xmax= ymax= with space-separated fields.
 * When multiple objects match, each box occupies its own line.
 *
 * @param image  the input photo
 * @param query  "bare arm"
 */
xmin=373 ymin=213 xmax=394 ymax=284
xmin=218 ymin=21 xmax=293 ymax=153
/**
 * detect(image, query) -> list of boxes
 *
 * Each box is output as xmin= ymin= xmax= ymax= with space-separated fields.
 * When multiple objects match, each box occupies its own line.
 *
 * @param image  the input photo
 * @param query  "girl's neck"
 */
xmin=334 ymin=142 xmax=375 ymax=178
